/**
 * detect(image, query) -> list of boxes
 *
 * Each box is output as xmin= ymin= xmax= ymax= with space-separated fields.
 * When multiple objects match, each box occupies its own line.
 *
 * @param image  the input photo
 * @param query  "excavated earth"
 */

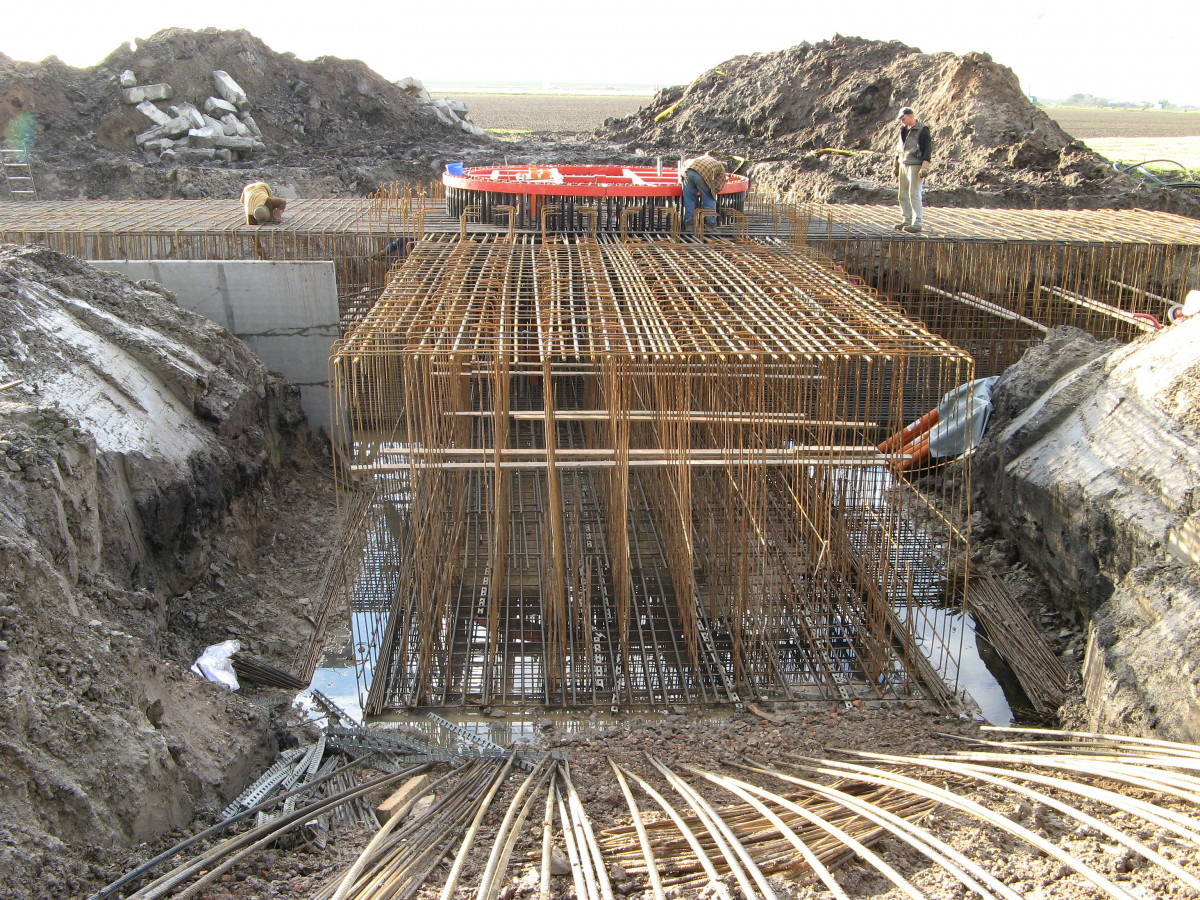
xmin=595 ymin=36 xmax=1200 ymax=215
xmin=1 ymin=27 xmax=1200 ymax=900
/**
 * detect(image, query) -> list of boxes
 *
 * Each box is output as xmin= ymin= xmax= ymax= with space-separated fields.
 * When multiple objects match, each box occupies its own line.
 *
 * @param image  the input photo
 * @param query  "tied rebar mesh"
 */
xmin=331 ymin=233 xmax=974 ymax=712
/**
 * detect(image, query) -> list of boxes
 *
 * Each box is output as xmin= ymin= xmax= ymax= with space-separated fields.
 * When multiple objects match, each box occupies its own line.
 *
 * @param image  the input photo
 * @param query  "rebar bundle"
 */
xmin=331 ymin=232 xmax=974 ymax=712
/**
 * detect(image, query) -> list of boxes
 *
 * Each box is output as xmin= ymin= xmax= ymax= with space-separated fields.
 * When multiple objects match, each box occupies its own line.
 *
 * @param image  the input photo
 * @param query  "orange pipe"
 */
xmin=898 ymin=432 xmax=933 ymax=472
xmin=877 ymin=408 xmax=940 ymax=454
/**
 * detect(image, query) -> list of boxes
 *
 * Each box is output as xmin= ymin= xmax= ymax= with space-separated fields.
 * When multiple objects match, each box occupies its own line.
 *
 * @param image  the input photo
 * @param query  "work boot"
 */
xmin=894 ymin=222 xmax=909 ymax=231
xmin=903 ymin=224 xmax=922 ymax=234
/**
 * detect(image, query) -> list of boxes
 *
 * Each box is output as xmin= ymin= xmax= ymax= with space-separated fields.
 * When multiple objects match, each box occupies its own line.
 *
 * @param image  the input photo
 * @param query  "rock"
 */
xmin=169 ymin=103 xmax=206 ymax=129
xmin=220 ymin=114 xmax=250 ymax=137
xmin=119 ymin=70 xmax=137 ymax=88
xmin=121 ymin=83 xmax=172 ymax=104
xmin=212 ymin=135 xmax=257 ymax=153
xmin=240 ymin=113 xmax=263 ymax=139
xmin=549 ymin=848 xmax=571 ymax=875
xmin=135 ymin=117 xmax=191 ymax=145
xmin=135 ymin=102 xmax=172 ymax=126
xmin=212 ymin=70 xmax=249 ymax=109
xmin=187 ymin=127 xmax=222 ymax=149
xmin=203 ymin=96 xmax=239 ymax=117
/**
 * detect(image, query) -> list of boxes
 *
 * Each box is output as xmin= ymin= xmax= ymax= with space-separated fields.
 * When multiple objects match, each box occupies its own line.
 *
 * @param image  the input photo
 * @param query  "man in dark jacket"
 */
xmin=894 ymin=107 xmax=932 ymax=234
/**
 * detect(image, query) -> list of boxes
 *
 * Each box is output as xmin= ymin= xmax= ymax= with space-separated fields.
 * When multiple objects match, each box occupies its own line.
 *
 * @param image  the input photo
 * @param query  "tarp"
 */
xmin=927 ymin=376 xmax=1000 ymax=459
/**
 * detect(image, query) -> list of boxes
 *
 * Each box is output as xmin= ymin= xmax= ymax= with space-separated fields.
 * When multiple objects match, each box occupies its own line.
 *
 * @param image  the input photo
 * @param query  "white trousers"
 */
xmin=898 ymin=164 xmax=923 ymax=226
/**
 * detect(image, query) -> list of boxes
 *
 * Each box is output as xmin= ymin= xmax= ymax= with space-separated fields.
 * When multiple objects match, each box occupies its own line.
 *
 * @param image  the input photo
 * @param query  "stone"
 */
xmin=212 ymin=135 xmax=256 ymax=152
xmin=135 ymin=117 xmax=190 ymax=145
xmin=136 ymin=101 xmax=171 ymax=126
xmin=176 ymin=148 xmax=216 ymax=161
xmin=212 ymin=70 xmax=248 ymax=109
xmin=187 ymin=127 xmax=222 ymax=149
xmin=220 ymin=114 xmax=249 ymax=137
xmin=240 ymin=113 xmax=263 ymax=139
xmin=169 ymin=104 xmax=206 ymax=129
xmin=549 ymin=848 xmax=571 ymax=876
xmin=203 ymin=96 xmax=239 ymax=117
xmin=142 ymin=139 xmax=173 ymax=154
xmin=119 ymin=70 xmax=137 ymax=88
xmin=122 ymin=83 xmax=172 ymax=105
xmin=446 ymin=99 xmax=468 ymax=115
xmin=215 ymin=149 xmax=233 ymax=164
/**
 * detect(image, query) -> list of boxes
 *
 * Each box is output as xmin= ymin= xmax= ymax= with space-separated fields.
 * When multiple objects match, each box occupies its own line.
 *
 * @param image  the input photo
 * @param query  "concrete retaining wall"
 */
xmin=90 ymin=260 xmax=338 ymax=431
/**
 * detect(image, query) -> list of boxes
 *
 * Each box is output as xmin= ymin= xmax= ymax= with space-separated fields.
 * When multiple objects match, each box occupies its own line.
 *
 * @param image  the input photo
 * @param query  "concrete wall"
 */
xmin=91 ymin=260 xmax=338 ymax=431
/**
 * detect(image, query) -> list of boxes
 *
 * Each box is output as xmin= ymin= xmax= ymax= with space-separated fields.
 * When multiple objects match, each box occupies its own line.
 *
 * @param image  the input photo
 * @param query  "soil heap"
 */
xmin=0 ymin=243 xmax=316 ymax=898
xmin=0 ymin=29 xmax=490 ymax=200
xmin=596 ymin=36 xmax=1199 ymax=214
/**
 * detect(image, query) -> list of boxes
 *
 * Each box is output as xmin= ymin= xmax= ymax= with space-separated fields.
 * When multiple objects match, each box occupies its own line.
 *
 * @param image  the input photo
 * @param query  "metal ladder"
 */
xmin=2 ymin=148 xmax=39 ymax=200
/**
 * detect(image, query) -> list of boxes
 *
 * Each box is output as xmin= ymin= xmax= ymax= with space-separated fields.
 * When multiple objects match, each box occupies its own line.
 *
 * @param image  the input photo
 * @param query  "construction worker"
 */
xmin=240 ymin=181 xmax=286 ymax=226
xmin=680 ymin=152 xmax=727 ymax=231
xmin=894 ymin=106 xmax=932 ymax=234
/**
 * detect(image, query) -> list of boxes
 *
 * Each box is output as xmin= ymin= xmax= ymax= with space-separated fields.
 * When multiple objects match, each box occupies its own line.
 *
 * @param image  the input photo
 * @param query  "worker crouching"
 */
xmin=240 ymin=182 xmax=287 ymax=226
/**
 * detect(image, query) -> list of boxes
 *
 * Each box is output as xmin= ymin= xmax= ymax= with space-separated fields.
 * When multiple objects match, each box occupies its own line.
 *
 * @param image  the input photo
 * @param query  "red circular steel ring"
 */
xmin=444 ymin=164 xmax=748 ymax=198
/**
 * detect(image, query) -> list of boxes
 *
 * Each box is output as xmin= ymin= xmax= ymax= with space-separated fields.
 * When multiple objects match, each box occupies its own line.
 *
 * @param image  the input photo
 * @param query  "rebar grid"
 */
xmin=331 ymin=234 xmax=974 ymax=712
xmin=741 ymin=194 xmax=1200 ymax=374
xmin=0 ymin=194 xmax=437 ymax=322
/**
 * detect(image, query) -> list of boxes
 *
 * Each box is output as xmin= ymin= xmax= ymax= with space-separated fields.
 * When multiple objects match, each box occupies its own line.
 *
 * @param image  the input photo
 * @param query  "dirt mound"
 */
xmin=0 ymin=243 xmax=318 ymax=898
xmin=0 ymin=29 xmax=489 ymax=199
xmin=597 ymin=36 xmax=1199 ymax=214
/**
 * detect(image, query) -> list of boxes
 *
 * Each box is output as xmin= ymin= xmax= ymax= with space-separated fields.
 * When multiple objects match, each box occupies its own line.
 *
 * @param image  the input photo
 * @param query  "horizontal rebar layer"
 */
xmin=0 ymin=192 xmax=436 ymax=321
xmin=743 ymin=198 xmax=1200 ymax=374
xmin=332 ymin=234 xmax=973 ymax=712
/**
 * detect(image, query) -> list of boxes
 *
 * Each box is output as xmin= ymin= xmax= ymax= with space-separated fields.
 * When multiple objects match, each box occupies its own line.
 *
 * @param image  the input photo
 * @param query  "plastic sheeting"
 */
xmin=190 ymin=639 xmax=243 ymax=690
xmin=927 ymin=376 xmax=1000 ymax=459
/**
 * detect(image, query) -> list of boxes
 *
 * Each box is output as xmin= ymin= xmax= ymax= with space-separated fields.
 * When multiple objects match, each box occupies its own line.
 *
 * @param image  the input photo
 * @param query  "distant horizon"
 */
xmin=6 ymin=4 xmax=1200 ymax=108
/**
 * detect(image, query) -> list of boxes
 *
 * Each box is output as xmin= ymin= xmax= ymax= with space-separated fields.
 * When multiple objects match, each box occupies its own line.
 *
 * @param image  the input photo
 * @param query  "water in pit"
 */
xmin=302 ymin=608 xmax=1033 ymax=737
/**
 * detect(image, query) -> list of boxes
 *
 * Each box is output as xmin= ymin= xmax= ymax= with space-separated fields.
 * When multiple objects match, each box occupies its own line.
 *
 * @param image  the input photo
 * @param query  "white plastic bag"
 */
xmin=190 ymin=639 xmax=243 ymax=690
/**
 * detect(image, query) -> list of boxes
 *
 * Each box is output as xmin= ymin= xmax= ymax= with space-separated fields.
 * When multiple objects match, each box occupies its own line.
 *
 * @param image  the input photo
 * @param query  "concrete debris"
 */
xmin=399 ymin=76 xmax=488 ymax=137
xmin=121 ymin=83 xmax=173 ymax=104
xmin=136 ymin=101 xmax=172 ymax=127
xmin=169 ymin=103 xmax=207 ymax=130
xmin=119 ymin=69 xmax=268 ymax=165
xmin=213 ymin=70 xmax=249 ymax=109
xmin=221 ymin=113 xmax=250 ymax=137
xmin=203 ymin=95 xmax=239 ymax=117
xmin=135 ymin=116 xmax=191 ymax=145
xmin=396 ymin=75 xmax=431 ymax=102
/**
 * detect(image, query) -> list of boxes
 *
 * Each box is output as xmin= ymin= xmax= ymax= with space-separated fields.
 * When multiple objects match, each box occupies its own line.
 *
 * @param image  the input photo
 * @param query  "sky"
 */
xmin=6 ymin=0 xmax=1198 ymax=106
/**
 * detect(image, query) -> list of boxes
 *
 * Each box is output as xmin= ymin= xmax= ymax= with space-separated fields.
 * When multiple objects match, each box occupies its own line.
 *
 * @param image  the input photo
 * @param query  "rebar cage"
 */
xmin=331 ymin=233 xmax=975 ymax=712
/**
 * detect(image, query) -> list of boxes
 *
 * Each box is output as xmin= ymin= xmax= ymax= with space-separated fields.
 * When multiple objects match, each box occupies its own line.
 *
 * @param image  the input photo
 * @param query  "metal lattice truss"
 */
xmin=331 ymin=233 xmax=974 ymax=712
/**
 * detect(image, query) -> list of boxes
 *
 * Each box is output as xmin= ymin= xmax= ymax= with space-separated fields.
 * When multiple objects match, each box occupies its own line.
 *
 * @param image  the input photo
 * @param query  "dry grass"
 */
xmin=444 ymin=92 xmax=649 ymax=133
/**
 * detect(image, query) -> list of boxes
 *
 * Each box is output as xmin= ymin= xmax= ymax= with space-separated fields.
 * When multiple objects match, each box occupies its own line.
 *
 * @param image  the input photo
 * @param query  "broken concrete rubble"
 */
xmin=136 ymin=100 xmax=172 ymax=126
xmin=397 ymin=76 xmax=488 ymax=137
xmin=135 ymin=116 xmax=191 ymax=146
xmin=213 ymin=70 xmax=249 ymax=109
xmin=203 ymin=96 xmax=239 ymax=117
xmin=122 ymin=83 xmax=172 ymax=104
xmin=119 ymin=69 xmax=137 ymax=88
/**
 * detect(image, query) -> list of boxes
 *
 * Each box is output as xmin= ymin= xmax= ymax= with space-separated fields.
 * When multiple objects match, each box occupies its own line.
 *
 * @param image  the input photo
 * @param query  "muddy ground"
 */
xmin=2 ymin=27 xmax=1200 ymax=900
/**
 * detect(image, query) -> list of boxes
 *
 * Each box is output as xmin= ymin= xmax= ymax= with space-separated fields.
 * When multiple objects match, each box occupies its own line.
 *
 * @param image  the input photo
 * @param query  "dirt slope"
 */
xmin=0 ymin=29 xmax=489 ymax=199
xmin=597 ymin=36 xmax=1198 ymax=213
xmin=974 ymin=322 xmax=1200 ymax=742
xmin=0 ymin=243 xmax=318 ymax=898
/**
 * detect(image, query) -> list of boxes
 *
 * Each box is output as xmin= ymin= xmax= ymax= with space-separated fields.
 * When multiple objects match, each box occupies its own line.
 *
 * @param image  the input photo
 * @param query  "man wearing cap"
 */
xmin=894 ymin=107 xmax=932 ymax=234
xmin=240 ymin=181 xmax=286 ymax=226
xmin=680 ymin=153 xmax=727 ymax=231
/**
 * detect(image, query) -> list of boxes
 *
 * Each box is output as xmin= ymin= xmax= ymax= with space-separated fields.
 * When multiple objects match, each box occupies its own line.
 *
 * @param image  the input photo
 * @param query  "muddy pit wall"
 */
xmin=975 ymin=323 xmax=1200 ymax=741
xmin=0 ymin=244 xmax=305 ymax=896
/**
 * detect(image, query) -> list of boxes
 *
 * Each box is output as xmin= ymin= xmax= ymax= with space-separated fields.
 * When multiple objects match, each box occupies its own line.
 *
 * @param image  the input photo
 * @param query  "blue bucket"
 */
xmin=446 ymin=161 xmax=465 ymax=176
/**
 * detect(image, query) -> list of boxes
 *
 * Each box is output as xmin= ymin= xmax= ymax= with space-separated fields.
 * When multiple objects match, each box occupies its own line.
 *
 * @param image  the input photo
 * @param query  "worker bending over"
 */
xmin=680 ymin=152 xmax=727 ymax=231
xmin=240 ymin=182 xmax=286 ymax=226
